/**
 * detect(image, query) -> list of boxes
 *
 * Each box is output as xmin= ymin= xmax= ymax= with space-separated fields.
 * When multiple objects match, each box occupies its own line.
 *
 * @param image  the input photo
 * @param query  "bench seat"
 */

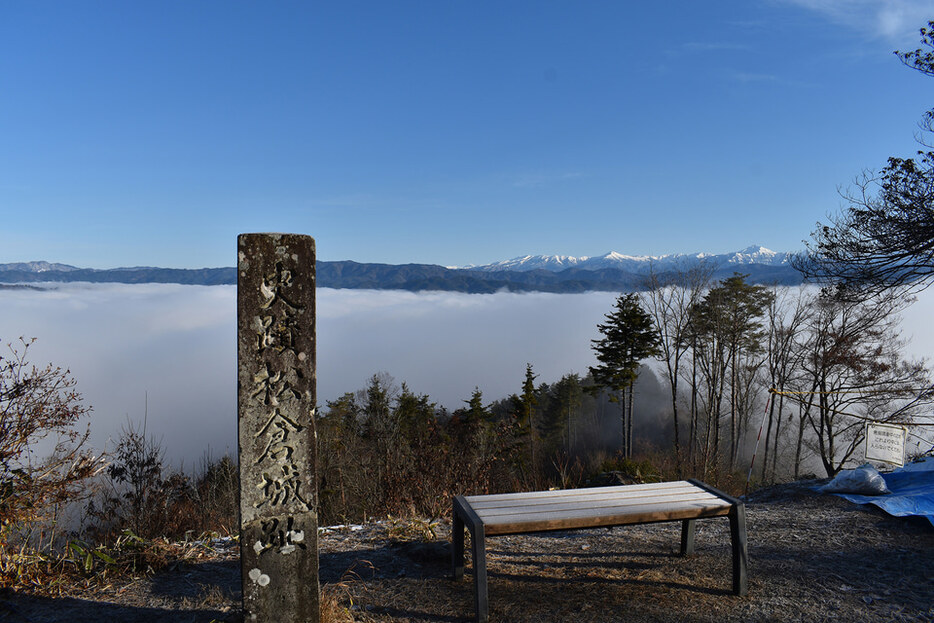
xmin=452 ymin=479 xmax=747 ymax=622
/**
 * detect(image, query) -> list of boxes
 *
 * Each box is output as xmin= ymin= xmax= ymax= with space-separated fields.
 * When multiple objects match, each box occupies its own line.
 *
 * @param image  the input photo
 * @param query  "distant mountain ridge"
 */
xmin=473 ymin=245 xmax=790 ymax=272
xmin=0 ymin=246 xmax=803 ymax=293
xmin=0 ymin=265 xmax=237 ymax=286
xmin=0 ymin=261 xmax=79 ymax=273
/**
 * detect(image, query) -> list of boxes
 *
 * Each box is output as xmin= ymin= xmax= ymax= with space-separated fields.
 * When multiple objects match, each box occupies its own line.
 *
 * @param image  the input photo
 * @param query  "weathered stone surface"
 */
xmin=237 ymin=233 xmax=318 ymax=622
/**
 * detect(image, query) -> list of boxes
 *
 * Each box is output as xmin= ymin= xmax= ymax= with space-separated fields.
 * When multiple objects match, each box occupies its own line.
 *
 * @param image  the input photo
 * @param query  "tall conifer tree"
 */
xmin=590 ymin=294 xmax=660 ymax=457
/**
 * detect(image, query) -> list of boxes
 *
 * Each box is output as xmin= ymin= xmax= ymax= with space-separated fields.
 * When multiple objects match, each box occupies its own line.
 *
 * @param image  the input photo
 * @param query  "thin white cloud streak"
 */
xmin=779 ymin=0 xmax=934 ymax=43
xmin=510 ymin=171 xmax=585 ymax=188
xmin=2 ymin=283 xmax=932 ymax=467
xmin=682 ymin=42 xmax=751 ymax=52
xmin=730 ymin=72 xmax=782 ymax=83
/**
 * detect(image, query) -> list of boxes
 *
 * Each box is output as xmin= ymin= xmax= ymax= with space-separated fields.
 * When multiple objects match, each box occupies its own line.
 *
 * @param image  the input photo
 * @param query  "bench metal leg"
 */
xmin=680 ymin=519 xmax=696 ymax=556
xmin=729 ymin=503 xmax=748 ymax=596
xmin=688 ymin=478 xmax=749 ymax=596
xmin=471 ymin=523 xmax=488 ymax=623
xmin=453 ymin=496 xmax=489 ymax=622
xmin=452 ymin=502 xmax=465 ymax=580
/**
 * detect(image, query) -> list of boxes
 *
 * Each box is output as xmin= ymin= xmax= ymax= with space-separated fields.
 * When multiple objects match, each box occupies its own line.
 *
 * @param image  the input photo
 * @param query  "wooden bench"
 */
xmin=451 ymin=479 xmax=747 ymax=622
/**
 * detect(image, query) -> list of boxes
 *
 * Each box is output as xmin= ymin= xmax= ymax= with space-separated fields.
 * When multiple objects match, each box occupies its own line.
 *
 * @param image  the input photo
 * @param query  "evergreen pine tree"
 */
xmin=590 ymin=293 xmax=660 ymax=457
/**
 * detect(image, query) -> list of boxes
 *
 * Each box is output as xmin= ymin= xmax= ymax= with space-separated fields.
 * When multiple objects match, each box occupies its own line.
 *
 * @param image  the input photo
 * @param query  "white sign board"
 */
xmin=865 ymin=423 xmax=907 ymax=467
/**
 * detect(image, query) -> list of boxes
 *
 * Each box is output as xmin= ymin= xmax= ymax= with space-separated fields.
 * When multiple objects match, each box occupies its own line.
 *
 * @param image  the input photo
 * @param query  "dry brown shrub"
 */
xmin=0 ymin=338 xmax=105 ymax=548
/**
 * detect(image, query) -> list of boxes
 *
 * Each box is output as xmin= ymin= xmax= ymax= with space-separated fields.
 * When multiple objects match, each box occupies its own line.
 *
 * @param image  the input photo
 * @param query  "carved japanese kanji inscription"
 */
xmin=238 ymin=233 xmax=318 ymax=622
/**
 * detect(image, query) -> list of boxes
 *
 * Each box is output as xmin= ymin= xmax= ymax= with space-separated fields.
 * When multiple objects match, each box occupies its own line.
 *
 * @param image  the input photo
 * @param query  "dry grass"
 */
xmin=0 ymin=530 xmax=237 ymax=598
xmin=384 ymin=516 xmax=441 ymax=543
xmin=2 ymin=480 xmax=932 ymax=622
xmin=320 ymin=584 xmax=356 ymax=623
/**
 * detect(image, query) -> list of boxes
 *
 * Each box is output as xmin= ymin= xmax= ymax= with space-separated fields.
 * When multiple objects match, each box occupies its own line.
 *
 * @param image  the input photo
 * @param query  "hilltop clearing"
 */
xmin=1 ymin=479 xmax=932 ymax=622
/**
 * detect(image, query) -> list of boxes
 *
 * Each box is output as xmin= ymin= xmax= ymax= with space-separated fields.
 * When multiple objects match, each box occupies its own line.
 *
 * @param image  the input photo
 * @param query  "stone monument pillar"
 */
xmin=237 ymin=233 xmax=319 ymax=622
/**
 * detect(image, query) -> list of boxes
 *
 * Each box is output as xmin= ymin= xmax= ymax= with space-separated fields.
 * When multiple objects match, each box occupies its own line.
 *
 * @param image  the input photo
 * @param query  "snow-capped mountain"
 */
xmin=0 ymin=261 xmax=78 ymax=273
xmin=721 ymin=245 xmax=789 ymax=265
xmin=0 ymin=246 xmax=802 ymax=293
xmin=479 ymin=254 xmax=590 ymax=271
xmin=475 ymin=246 xmax=790 ymax=273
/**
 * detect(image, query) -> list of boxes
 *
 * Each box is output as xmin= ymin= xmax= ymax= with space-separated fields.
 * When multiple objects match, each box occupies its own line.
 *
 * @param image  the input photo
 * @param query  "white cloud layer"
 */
xmin=0 ymin=284 xmax=617 ymax=465
xmin=2 ymin=283 xmax=932 ymax=466
xmin=0 ymin=284 xmax=238 ymax=466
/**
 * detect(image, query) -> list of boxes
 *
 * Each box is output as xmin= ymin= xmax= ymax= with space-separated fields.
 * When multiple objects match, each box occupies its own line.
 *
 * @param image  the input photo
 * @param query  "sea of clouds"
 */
xmin=1 ymin=283 xmax=932 ymax=466
xmin=0 ymin=284 xmax=620 ymax=464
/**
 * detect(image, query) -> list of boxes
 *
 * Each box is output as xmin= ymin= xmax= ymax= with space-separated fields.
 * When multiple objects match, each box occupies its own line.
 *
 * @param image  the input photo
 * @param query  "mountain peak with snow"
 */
xmin=0 ymin=247 xmax=802 ymax=292
xmin=473 ymin=246 xmax=790 ymax=273
xmin=0 ymin=261 xmax=78 ymax=273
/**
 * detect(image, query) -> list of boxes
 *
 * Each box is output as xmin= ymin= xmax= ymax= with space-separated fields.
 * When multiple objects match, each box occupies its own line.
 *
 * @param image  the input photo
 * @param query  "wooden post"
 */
xmin=238 ymin=233 xmax=319 ymax=622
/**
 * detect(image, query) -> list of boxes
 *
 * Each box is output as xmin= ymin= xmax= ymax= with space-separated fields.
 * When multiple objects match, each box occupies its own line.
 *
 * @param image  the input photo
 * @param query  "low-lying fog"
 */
xmin=2 ymin=283 xmax=932 ymax=466
xmin=0 ymin=284 xmax=619 ymax=464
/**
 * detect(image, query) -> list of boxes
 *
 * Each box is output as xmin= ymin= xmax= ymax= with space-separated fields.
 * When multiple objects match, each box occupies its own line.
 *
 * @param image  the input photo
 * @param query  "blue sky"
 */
xmin=2 ymin=0 xmax=933 ymax=269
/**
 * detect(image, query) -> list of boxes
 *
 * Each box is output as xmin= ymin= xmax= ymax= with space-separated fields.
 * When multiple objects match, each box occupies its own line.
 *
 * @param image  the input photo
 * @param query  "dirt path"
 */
xmin=2 ymin=480 xmax=932 ymax=622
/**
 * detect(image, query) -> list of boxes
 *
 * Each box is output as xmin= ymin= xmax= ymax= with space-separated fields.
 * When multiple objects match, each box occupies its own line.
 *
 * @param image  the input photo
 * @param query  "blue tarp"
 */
xmin=836 ymin=457 xmax=934 ymax=527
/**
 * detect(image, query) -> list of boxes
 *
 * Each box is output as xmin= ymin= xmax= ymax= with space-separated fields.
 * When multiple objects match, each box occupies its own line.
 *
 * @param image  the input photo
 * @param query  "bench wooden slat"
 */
xmin=466 ymin=483 xmax=699 ymax=505
xmin=464 ymin=480 xmax=694 ymax=504
xmin=480 ymin=499 xmax=731 ymax=535
xmin=472 ymin=491 xmax=727 ymax=520
xmin=467 ymin=488 xmax=719 ymax=512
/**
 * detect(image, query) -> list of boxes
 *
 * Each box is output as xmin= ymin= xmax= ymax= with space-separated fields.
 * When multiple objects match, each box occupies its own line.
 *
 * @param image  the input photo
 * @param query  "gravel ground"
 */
xmin=1 ymin=479 xmax=932 ymax=622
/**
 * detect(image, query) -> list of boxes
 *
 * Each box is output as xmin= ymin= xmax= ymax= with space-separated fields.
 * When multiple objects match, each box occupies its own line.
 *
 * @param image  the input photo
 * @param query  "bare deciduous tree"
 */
xmin=0 ymin=338 xmax=103 ymax=546
xmin=640 ymin=260 xmax=713 ymax=471
xmin=795 ymin=291 xmax=930 ymax=477
xmin=794 ymin=22 xmax=934 ymax=297
xmin=761 ymin=287 xmax=812 ymax=482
